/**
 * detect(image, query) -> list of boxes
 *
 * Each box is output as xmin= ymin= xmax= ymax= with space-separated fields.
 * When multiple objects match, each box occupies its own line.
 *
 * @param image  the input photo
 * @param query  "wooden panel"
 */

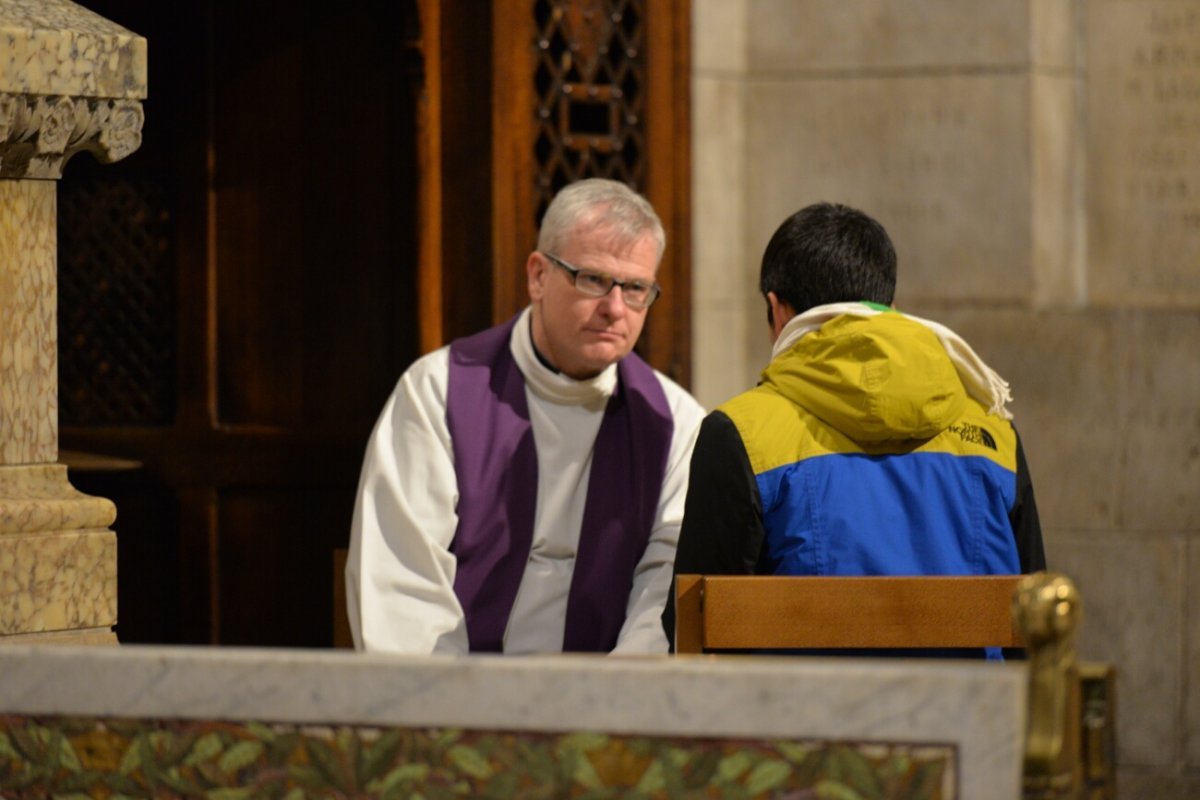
xmin=177 ymin=487 xmax=219 ymax=643
xmin=491 ymin=0 xmax=538 ymax=327
xmin=211 ymin=4 xmax=423 ymax=427
xmin=438 ymin=0 xmax=495 ymax=344
xmin=170 ymin=1 xmax=217 ymax=431
xmin=412 ymin=0 xmax=492 ymax=350
xmin=641 ymin=0 xmax=691 ymax=385
xmin=61 ymin=428 xmax=363 ymax=489
xmin=212 ymin=6 xmax=307 ymax=427
xmin=681 ymin=575 xmax=1025 ymax=651
xmin=672 ymin=574 xmax=703 ymax=654
xmin=417 ymin=0 xmax=496 ymax=350
xmin=332 ymin=547 xmax=351 ymax=649
xmin=217 ymin=487 xmax=353 ymax=646
xmin=298 ymin=7 xmax=423 ymax=429
xmin=416 ymin=0 xmax=445 ymax=353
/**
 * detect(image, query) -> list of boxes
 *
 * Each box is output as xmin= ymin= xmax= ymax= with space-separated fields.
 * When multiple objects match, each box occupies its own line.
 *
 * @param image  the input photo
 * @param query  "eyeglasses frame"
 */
xmin=539 ymin=251 xmax=661 ymax=310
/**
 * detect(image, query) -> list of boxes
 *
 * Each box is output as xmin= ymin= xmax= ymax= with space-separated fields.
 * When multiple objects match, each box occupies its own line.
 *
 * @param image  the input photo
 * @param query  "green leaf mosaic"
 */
xmin=0 ymin=714 xmax=956 ymax=798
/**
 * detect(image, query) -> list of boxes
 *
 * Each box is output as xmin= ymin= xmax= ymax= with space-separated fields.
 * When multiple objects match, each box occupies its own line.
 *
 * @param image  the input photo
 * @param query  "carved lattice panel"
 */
xmin=533 ymin=0 xmax=646 ymax=223
xmin=57 ymin=177 xmax=175 ymax=425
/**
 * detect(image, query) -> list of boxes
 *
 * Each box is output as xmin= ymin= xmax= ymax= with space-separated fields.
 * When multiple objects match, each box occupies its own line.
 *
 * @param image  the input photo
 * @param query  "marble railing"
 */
xmin=0 ymin=646 xmax=1027 ymax=799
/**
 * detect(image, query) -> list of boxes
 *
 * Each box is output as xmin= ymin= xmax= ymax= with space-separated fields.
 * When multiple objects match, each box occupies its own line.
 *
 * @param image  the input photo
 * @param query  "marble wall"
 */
xmin=690 ymin=1 xmax=1199 ymax=797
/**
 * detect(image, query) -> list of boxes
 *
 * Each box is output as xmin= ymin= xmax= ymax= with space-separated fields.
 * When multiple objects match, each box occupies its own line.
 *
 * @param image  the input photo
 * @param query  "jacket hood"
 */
xmin=762 ymin=313 xmax=967 ymax=442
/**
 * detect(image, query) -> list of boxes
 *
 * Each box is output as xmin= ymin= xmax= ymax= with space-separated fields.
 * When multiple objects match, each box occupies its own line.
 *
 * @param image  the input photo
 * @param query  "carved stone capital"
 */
xmin=0 ymin=91 xmax=144 ymax=179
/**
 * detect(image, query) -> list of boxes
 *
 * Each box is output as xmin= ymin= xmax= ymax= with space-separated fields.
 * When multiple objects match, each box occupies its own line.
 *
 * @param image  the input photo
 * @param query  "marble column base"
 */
xmin=0 ymin=463 xmax=115 ymax=533
xmin=0 ymin=463 xmax=118 ymax=640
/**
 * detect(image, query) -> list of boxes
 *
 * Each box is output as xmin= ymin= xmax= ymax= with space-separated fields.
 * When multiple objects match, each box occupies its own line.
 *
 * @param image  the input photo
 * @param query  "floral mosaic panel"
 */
xmin=0 ymin=715 xmax=956 ymax=799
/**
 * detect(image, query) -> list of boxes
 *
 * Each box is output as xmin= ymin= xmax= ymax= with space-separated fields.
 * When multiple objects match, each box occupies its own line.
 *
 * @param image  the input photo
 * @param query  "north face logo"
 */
xmin=949 ymin=423 xmax=997 ymax=450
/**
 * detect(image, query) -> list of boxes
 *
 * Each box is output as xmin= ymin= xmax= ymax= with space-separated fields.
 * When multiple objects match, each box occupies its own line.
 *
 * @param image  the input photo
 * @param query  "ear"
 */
xmin=766 ymin=291 xmax=796 ymax=342
xmin=527 ymin=251 xmax=548 ymax=302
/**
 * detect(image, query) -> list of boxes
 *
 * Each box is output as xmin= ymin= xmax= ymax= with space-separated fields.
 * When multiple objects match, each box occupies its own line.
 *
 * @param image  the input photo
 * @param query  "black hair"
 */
xmin=759 ymin=202 xmax=897 ymax=316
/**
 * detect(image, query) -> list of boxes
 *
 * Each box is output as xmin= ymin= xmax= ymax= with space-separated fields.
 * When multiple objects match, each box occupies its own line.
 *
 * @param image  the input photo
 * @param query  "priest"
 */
xmin=347 ymin=179 xmax=705 ymax=655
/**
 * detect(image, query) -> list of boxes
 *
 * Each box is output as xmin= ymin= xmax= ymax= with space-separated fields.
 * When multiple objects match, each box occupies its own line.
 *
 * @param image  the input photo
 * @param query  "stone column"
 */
xmin=0 ymin=0 xmax=146 ymax=644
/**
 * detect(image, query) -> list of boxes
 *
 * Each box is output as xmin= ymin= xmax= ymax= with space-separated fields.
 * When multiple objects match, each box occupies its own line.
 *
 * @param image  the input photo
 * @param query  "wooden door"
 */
xmin=59 ymin=0 xmax=422 ymax=645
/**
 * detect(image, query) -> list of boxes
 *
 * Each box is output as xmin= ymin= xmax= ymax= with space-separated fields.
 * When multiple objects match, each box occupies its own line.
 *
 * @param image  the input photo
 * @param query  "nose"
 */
xmin=596 ymin=285 xmax=629 ymax=318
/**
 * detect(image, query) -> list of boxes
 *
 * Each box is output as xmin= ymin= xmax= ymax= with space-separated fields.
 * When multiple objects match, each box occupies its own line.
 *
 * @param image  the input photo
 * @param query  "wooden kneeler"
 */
xmin=673 ymin=574 xmax=1026 ymax=653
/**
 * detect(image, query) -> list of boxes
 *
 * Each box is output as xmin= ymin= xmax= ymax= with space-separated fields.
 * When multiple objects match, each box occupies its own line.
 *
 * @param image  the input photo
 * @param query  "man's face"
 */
xmin=527 ymin=227 xmax=659 ymax=380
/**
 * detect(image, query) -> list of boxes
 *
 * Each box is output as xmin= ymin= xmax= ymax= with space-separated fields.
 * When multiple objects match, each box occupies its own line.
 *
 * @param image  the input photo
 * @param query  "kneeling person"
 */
xmin=665 ymin=203 xmax=1045 ymax=655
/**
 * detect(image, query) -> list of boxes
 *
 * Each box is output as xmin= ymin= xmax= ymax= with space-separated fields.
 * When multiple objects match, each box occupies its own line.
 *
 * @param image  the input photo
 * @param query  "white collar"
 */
xmin=509 ymin=306 xmax=618 ymax=405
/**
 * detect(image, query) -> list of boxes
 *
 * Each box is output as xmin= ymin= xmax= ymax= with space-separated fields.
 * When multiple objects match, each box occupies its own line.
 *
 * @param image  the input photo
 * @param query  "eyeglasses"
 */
xmin=540 ymin=252 xmax=661 ymax=310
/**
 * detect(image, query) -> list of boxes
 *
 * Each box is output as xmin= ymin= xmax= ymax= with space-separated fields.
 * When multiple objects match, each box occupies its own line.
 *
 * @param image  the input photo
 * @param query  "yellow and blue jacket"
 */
xmin=667 ymin=310 xmax=1044 ymax=648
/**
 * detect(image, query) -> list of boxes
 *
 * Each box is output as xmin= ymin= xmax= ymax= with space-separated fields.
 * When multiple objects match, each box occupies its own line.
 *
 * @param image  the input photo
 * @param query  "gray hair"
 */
xmin=536 ymin=179 xmax=666 ymax=262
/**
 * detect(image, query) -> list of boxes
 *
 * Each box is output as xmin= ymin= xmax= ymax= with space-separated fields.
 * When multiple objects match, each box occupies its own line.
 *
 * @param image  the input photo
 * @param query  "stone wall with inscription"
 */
xmin=691 ymin=1 xmax=1199 ymax=796
xmin=1089 ymin=1 xmax=1200 ymax=303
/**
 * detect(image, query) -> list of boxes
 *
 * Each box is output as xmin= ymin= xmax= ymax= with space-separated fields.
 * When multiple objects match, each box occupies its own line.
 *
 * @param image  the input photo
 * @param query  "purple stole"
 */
xmin=445 ymin=316 xmax=673 ymax=652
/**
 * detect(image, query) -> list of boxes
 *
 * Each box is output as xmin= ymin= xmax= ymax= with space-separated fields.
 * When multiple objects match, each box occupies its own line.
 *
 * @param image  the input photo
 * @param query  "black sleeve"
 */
xmin=661 ymin=410 xmax=767 ymax=648
xmin=1010 ymin=428 xmax=1046 ymax=573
